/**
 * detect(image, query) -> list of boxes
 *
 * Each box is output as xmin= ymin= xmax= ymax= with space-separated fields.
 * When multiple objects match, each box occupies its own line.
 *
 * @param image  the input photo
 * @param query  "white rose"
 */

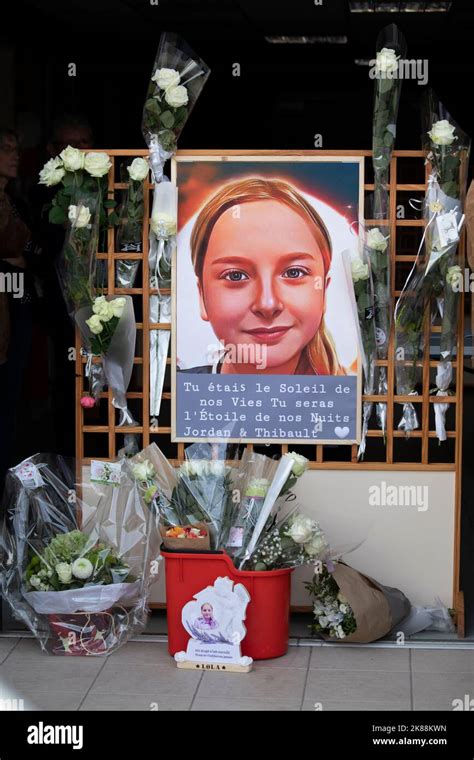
xmin=151 ymin=67 xmax=181 ymax=90
xmin=84 ymin=151 xmax=112 ymax=178
xmin=85 ymin=314 xmax=104 ymax=335
xmin=150 ymin=212 xmax=177 ymax=237
xmin=71 ymin=558 xmax=93 ymax=580
xmin=318 ymin=616 xmax=329 ymax=628
xmin=29 ymin=575 xmax=41 ymax=588
xmin=60 ymin=145 xmax=85 ymax=172
xmin=339 ymin=604 xmax=349 ymax=614
xmin=68 ymin=204 xmax=91 ymax=229
xmin=132 ymin=460 xmax=155 ymax=482
xmin=92 ymin=296 xmax=112 ymax=320
xmin=286 ymin=452 xmax=309 ymax=477
xmin=304 ymin=533 xmax=328 ymax=557
xmin=180 ymin=460 xmax=207 ymax=477
xmin=428 ymin=119 xmax=456 ymax=146
xmin=375 ymin=47 xmax=399 ymax=77
xmin=208 ymin=460 xmax=225 ymax=476
xmin=55 ymin=562 xmax=73 ymax=584
xmin=287 ymin=514 xmax=317 ymax=544
xmin=446 ymin=265 xmax=463 ymax=289
xmin=366 ymin=227 xmax=388 ymax=251
xmin=109 ymin=297 xmax=127 ymax=319
xmin=39 ymin=157 xmax=65 ymax=187
xmin=351 ymin=258 xmax=369 ymax=282
xmin=127 ymin=157 xmax=149 ymax=182
xmin=336 ymin=624 xmax=346 ymax=639
xmin=164 ymin=85 xmax=189 ymax=108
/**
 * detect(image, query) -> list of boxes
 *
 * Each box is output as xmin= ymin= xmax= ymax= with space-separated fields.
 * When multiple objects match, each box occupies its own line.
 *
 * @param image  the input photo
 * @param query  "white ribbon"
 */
xmin=433 ymin=361 xmax=453 ymax=442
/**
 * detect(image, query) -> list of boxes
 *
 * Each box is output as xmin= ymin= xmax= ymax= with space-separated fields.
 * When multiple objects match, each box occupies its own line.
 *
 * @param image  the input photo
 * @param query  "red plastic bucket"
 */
xmin=161 ymin=549 xmax=293 ymax=660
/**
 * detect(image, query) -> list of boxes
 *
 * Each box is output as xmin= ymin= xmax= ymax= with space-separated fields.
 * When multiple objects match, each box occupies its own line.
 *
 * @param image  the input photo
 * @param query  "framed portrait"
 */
xmin=171 ymin=151 xmax=363 ymax=445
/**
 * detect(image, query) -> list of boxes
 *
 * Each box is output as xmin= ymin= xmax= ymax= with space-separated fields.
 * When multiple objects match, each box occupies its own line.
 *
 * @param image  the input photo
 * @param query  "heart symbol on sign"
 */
xmin=334 ymin=426 xmax=350 ymax=439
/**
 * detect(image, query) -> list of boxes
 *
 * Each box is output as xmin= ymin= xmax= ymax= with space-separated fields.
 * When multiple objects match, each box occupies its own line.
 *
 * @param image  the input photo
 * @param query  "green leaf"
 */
xmin=160 ymin=110 xmax=175 ymax=129
xmin=49 ymin=206 xmax=68 ymax=224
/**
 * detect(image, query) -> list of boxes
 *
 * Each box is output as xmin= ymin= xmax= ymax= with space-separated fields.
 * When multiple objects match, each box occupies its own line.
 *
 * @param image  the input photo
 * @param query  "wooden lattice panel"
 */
xmin=76 ymin=149 xmax=465 ymax=476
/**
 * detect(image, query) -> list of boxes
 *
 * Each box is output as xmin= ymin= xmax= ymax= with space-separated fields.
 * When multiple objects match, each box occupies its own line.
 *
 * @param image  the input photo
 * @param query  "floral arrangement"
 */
xmin=25 ymin=530 xmax=132 ymax=592
xmin=85 ymin=295 xmax=127 ymax=355
xmin=39 ymin=146 xmax=118 ymax=237
xmin=395 ymin=92 xmax=470 ymax=437
xmin=305 ymin=566 xmax=357 ymax=639
xmin=243 ymin=511 xmax=329 ymax=571
xmin=143 ymin=67 xmax=190 ymax=155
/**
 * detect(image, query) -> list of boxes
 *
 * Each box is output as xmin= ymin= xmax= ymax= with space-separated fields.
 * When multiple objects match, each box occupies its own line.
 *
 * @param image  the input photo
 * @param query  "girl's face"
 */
xmin=199 ymin=199 xmax=329 ymax=374
xmin=202 ymin=604 xmax=213 ymax=619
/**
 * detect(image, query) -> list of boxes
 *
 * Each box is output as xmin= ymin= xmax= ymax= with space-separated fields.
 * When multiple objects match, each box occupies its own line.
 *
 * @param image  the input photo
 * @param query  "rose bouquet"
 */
xmin=395 ymin=91 xmax=470 ymax=437
xmin=39 ymin=146 xmax=118 ymax=287
xmin=115 ymin=157 xmax=149 ymax=288
xmin=305 ymin=562 xmax=410 ymax=644
xmin=242 ymin=510 xmax=330 ymax=572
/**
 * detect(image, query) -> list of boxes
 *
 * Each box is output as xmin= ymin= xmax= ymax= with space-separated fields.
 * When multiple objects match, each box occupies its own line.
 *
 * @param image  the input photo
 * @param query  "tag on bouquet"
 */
xmin=90 ymin=460 xmax=122 ymax=486
xmin=13 ymin=461 xmax=45 ymax=489
xmin=436 ymin=212 xmax=459 ymax=249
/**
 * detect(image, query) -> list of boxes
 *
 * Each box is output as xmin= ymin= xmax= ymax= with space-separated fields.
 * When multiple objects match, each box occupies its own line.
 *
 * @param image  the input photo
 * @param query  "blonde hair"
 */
xmin=190 ymin=177 xmax=345 ymax=376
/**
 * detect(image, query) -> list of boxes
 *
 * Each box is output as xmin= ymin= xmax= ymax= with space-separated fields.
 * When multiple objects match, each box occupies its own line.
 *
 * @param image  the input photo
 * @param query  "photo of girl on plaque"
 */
xmin=173 ymin=157 xmax=363 ymax=444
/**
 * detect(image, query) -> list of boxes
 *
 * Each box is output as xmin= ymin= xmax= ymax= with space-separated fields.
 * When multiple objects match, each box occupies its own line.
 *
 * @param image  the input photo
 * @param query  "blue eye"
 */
xmin=223 ymin=270 xmax=249 ymax=282
xmin=283 ymin=267 xmax=308 ymax=279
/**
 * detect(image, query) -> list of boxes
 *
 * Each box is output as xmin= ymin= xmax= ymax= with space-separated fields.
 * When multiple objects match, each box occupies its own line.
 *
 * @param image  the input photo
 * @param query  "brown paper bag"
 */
xmin=160 ymin=522 xmax=211 ymax=551
xmin=326 ymin=563 xmax=410 ymax=644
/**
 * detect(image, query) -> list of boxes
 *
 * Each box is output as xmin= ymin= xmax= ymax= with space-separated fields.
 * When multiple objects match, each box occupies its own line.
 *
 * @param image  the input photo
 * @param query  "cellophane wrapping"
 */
xmin=0 ymin=454 xmax=161 ymax=655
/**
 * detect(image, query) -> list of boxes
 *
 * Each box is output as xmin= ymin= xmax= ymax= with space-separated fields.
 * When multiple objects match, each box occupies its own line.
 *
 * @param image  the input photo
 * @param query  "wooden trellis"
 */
xmin=75 ymin=149 xmax=466 ymax=628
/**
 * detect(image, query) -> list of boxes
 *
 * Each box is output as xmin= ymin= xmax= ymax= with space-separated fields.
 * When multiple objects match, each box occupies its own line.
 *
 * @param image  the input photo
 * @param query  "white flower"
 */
xmin=304 ymin=533 xmax=328 ymax=558
xmin=366 ymin=227 xmax=388 ymax=251
xmin=180 ymin=460 xmax=207 ymax=477
xmin=151 ymin=67 xmax=181 ymax=90
xmin=56 ymin=562 xmax=73 ymax=584
xmin=446 ymin=265 xmax=463 ymax=290
xmin=92 ymin=296 xmax=113 ymax=321
xmin=286 ymin=452 xmax=309 ymax=477
xmin=428 ymin=119 xmax=456 ymax=146
xmin=127 ymin=157 xmax=149 ymax=182
xmin=109 ymin=297 xmax=126 ymax=319
xmin=375 ymin=47 xmax=399 ymax=77
xmin=337 ymin=591 xmax=348 ymax=604
xmin=351 ymin=258 xmax=369 ymax=282
xmin=68 ymin=204 xmax=91 ymax=229
xmin=340 ymin=604 xmax=349 ymax=614
xmin=39 ymin=156 xmax=65 ymax=187
xmin=318 ymin=616 xmax=329 ymax=628
xmin=150 ymin=212 xmax=177 ymax=237
xmin=84 ymin=151 xmax=112 ymax=178
xmin=132 ymin=459 xmax=156 ymax=482
xmin=208 ymin=460 xmax=225 ymax=476
xmin=60 ymin=145 xmax=85 ymax=172
xmin=29 ymin=575 xmax=41 ymax=588
xmin=287 ymin=514 xmax=317 ymax=544
xmin=72 ymin=558 xmax=93 ymax=580
xmin=164 ymin=85 xmax=189 ymax=108
xmin=85 ymin=314 xmax=104 ymax=335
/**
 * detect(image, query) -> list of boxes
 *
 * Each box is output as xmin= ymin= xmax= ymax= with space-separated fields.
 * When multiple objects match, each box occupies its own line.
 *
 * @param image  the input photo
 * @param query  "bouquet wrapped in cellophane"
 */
xmin=0 ymin=454 xmax=161 ymax=655
xmin=395 ymin=90 xmax=470 ymax=437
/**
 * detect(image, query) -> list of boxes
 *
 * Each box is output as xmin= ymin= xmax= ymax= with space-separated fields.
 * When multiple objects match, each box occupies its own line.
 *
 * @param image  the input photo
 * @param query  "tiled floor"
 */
xmin=1 ymin=636 xmax=473 ymax=711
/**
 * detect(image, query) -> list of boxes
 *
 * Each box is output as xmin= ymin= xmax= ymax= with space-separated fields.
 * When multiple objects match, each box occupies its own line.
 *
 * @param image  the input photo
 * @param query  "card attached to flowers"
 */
xmin=174 ymin=576 xmax=253 ymax=672
xmin=90 ymin=460 xmax=122 ymax=487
